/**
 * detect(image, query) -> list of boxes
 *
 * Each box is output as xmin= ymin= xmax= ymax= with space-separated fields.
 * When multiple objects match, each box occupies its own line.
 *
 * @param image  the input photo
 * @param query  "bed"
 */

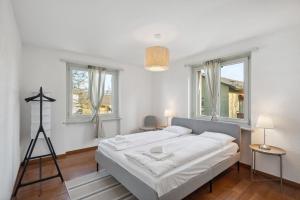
xmin=95 ymin=117 xmax=241 ymax=200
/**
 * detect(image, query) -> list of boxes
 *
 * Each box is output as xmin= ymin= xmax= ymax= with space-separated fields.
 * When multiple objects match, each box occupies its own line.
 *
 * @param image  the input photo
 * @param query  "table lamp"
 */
xmin=256 ymin=115 xmax=274 ymax=150
xmin=164 ymin=109 xmax=173 ymax=126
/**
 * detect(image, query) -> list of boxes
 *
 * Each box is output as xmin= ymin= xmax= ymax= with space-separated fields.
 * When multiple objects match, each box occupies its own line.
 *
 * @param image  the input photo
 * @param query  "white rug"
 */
xmin=65 ymin=170 xmax=137 ymax=200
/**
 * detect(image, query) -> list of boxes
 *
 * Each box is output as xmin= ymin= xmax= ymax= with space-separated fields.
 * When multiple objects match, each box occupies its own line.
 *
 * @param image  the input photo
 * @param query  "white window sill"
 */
xmin=190 ymin=116 xmax=252 ymax=131
xmin=240 ymin=125 xmax=252 ymax=132
xmin=63 ymin=116 xmax=121 ymax=125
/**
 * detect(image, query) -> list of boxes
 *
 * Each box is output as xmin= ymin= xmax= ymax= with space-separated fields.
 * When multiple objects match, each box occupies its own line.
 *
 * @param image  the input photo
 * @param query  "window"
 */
xmin=67 ymin=63 xmax=119 ymax=121
xmin=191 ymin=57 xmax=250 ymax=124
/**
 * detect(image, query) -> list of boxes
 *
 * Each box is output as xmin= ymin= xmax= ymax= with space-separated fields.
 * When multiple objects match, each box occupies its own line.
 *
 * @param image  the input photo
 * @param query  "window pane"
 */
xmin=71 ymin=69 xmax=114 ymax=116
xmin=100 ymin=74 xmax=113 ymax=114
xmin=220 ymin=63 xmax=244 ymax=119
xmin=197 ymin=69 xmax=210 ymax=116
xmin=72 ymin=70 xmax=92 ymax=115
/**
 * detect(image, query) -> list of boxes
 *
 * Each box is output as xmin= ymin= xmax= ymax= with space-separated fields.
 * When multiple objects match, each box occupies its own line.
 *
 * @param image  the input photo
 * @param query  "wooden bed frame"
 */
xmin=95 ymin=117 xmax=241 ymax=200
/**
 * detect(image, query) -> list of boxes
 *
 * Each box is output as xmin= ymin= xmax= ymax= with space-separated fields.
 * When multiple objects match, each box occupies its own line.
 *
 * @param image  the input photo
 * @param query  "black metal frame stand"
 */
xmin=13 ymin=87 xmax=64 ymax=197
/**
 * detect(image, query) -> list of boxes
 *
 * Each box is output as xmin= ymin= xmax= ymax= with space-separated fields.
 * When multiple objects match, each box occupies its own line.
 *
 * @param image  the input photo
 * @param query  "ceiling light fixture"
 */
xmin=145 ymin=34 xmax=169 ymax=72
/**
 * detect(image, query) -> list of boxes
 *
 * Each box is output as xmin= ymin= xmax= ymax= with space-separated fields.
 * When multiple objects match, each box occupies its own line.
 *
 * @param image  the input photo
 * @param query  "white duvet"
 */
xmin=124 ymin=136 xmax=224 ymax=176
xmin=100 ymin=130 xmax=180 ymax=151
xmin=99 ymin=135 xmax=239 ymax=196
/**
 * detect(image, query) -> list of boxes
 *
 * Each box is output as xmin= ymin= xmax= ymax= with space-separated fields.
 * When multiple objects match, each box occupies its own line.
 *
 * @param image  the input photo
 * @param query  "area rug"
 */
xmin=65 ymin=170 xmax=137 ymax=200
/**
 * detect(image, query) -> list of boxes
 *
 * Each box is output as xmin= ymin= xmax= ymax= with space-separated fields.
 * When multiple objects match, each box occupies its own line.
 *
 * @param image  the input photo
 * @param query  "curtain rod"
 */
xmin=60 ymin=58 xmax=124 ymax=71
xmin=185 ymin=47 xmax=259 ymax=67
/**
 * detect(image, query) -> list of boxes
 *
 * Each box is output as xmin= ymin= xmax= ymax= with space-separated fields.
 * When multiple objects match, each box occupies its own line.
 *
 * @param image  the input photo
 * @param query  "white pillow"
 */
xmin=200 ymin=131 xmax=235 ymax=145
xmin=163 ymin=125 xmax=192 ymax=135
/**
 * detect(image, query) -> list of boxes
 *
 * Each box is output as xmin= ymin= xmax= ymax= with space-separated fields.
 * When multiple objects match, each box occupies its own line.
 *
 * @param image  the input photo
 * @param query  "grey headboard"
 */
xmin=171 ymin=117 xmax=241 ymax=147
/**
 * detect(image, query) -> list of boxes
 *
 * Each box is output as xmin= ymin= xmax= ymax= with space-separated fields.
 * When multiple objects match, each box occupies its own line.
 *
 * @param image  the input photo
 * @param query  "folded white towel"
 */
xmin=115 ymin=135 xmax=126 ymax=141
xmin=109 ymin=140 xmax=129 ymax=145
xmin=142 ymin=152 xmax=174 ymax=161
xmin=150 ymin=146 xmax=163 ymax=154
xmin=106 ymin=135 xmax=129 ymax=145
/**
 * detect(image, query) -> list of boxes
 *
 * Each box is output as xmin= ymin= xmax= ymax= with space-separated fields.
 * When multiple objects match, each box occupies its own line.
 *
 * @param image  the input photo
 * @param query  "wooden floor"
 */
xmin=13 ymin=149 xmax=300 ymax=200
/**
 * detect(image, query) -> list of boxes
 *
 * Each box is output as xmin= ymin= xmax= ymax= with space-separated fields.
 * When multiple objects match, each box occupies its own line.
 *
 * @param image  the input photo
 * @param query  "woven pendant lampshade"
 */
xmin=145 ymin=46 xmax=169 ymax=71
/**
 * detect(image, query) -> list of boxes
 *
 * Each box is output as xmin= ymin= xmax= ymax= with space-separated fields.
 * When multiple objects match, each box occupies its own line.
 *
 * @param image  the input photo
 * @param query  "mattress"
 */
xmin=98 ymin=134 xmax=239 ymax=197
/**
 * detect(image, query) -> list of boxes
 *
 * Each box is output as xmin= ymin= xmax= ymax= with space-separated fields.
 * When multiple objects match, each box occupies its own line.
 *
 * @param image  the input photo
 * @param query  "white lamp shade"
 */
xmin=145 ymin=46 xmax=169 ymax=71
xmin=256 ymin=115 xmax=274 ymax=129
xmin=164 ymin=109 xmax=173 ymax=117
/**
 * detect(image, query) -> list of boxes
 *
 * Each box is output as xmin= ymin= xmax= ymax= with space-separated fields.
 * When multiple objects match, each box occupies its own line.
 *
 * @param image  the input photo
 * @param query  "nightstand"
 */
xmin=249 ymin=144 xmax=286 ymax=191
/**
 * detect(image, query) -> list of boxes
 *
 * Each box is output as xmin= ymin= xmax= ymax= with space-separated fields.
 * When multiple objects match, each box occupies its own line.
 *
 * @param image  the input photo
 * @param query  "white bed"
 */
xmin=96 ymin=117 xmax=241 ymax=200
xmin=98 ymin=133 xmax=238 ymax=197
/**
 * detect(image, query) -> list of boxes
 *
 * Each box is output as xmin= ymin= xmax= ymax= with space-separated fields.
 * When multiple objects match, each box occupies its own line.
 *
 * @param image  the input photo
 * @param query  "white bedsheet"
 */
xmin=99 ymin=130 xmax=180 ymax=151
xmin=98 ymin=134 xmax=238 ymax=196
xmin=124 ymin=136 xmax=224 ymax=176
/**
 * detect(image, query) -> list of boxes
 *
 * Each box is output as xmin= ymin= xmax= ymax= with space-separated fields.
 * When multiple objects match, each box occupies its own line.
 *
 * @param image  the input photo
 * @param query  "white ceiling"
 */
xmin=12 ymin=0 xmax=300 ymax=66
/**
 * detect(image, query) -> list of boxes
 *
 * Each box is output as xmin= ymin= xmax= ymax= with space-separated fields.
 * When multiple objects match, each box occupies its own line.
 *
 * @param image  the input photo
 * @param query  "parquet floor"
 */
xmin=13 ymin=149 xmax=300 ymax=200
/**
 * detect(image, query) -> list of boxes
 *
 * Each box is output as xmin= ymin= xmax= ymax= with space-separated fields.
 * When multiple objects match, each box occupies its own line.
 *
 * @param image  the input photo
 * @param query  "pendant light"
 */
xmin=145 ymin=34 xmax=169 ymax=71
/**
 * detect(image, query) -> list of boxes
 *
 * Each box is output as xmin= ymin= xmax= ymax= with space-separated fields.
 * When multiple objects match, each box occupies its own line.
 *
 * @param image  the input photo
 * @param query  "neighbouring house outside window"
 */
xmin=191 ymin=56 xmax=250 ymax=124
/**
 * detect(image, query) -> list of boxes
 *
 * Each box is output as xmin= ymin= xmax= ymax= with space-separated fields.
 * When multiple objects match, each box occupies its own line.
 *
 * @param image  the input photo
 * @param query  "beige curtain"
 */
xmin=88 ymin=65 xmax=106 ymax=138
xmin=204 ymin=60 xmax=220 ymax=120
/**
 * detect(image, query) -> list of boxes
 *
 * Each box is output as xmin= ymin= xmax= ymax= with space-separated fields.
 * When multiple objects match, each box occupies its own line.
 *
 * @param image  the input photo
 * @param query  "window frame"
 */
xmin=190 ymin=56 xmax=251 ymax=125
xmin=66 ymin=63 xmax=119 ymax=122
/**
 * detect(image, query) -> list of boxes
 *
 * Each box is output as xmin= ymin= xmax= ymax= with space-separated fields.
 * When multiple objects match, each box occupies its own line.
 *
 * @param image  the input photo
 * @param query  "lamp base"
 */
xmin=259 ymin=144 xmax=271 ymax=150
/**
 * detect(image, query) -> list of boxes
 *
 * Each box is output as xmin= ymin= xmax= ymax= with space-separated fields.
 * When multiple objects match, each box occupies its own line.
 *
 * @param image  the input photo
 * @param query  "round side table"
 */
xmin=249 ymin=144 xmax=286 ymax=191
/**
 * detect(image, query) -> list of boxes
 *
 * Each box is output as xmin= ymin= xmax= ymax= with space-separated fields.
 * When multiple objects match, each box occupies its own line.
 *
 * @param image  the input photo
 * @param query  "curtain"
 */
xmin=204 ymin=60 xmax=220 ymax=120
xmin=88 ymin=65 xmax=106 ymax=138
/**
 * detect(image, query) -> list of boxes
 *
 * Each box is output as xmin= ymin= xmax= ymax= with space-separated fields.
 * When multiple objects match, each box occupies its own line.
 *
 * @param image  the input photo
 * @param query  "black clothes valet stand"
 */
xmin=13 ymin=87 xmax=64 ymax=197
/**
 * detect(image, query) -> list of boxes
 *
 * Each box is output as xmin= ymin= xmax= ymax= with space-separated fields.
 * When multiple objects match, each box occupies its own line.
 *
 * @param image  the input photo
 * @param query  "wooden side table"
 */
xmin=249 ymin=144 xmax=286 ymax=191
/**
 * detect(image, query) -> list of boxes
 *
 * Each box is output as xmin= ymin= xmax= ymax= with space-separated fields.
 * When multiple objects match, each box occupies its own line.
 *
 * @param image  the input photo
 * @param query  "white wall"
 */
xmin=20 ymin=46 xmax=153 ymax=157
xmin=0 ymin=0 xmax=22 ymax=199
xmin=152 ymin=26 xmax=300 ymax=183
xmin=250 ymin=27 xmax=300 ymax=184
